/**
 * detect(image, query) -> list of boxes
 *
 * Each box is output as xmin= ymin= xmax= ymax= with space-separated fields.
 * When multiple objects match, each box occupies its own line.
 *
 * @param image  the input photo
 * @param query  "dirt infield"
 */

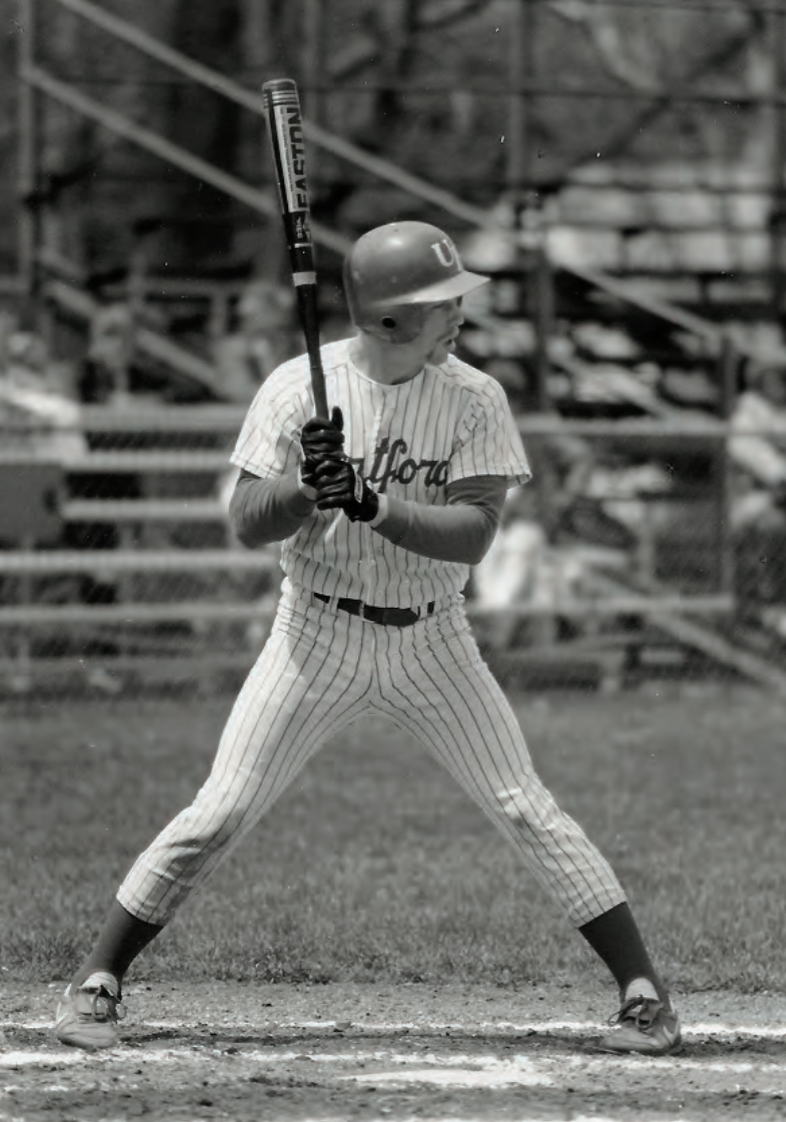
xmin=4 ymin=982 xmax=786 ymax=1121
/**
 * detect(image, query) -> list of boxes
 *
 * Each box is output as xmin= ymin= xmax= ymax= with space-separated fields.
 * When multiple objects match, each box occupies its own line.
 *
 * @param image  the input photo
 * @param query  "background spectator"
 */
xmin=213 ymin=278 xmax=297 ymax=404
xmin=0 ymin=311 xmax=86 ymax=464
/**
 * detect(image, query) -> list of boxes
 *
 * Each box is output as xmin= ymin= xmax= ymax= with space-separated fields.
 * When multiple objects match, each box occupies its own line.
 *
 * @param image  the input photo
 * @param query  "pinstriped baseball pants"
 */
xmin=117 ymin=581 xmax=626 ymax=928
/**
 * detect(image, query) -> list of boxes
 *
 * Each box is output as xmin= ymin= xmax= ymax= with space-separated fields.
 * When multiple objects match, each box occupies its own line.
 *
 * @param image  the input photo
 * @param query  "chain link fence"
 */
xmin=4 ymin=386 xmax=786 ymax=699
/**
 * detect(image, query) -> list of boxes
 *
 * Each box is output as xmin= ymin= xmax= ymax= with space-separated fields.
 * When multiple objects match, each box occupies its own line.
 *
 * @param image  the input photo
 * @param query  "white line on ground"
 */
xmin=11 ymin=1016 xmax=786 ymax=1040
xmin=4 ymin=1041 xmax=786 ymax=1083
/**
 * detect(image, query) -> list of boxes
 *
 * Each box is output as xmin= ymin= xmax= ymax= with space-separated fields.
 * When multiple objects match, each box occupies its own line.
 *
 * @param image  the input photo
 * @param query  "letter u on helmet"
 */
xmin=343 ymin=221 xmax=489 ymax=344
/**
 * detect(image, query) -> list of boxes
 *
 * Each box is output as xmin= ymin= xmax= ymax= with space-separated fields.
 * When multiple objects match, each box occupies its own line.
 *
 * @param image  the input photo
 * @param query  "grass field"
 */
xmin=3 ymin=682 xmax=786 ymax=996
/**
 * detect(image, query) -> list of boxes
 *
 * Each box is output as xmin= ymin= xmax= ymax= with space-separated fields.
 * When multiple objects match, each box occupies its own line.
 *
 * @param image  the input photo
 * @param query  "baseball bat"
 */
xmin=261 ymin=78 xmax=329 ymax=419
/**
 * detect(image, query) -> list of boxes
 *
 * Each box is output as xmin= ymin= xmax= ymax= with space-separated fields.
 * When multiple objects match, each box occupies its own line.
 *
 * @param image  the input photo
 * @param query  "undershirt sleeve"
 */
xmin=231 ymin=468 xmax=514 ymax=564
xmin=371 ymin=475 xmax=510 ymax=564
xmin=229 ymin=468 xmax=315 ymax=547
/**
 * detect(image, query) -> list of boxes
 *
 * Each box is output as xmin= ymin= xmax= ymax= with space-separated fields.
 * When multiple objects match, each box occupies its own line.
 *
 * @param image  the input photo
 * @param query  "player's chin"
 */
xmin=429 ymin=338 xmax=456 ymax=364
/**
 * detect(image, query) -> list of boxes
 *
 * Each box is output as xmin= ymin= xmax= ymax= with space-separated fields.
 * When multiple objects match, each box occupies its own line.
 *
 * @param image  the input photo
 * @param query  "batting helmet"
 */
xmin=343 ymin=221 xmax=489 ymax=344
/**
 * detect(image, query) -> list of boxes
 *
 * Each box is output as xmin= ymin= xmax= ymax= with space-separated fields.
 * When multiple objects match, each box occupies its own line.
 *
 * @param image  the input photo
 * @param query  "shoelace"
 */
xmin=608 ymin=994 xmax=663 ymax=1030
xmin=86 ymin=985 xmax=127 ymax=1023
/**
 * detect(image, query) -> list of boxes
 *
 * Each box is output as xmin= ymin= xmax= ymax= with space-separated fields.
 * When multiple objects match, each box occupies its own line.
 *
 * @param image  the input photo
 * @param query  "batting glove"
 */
xmin=299 ymin=406 xmax=345 ymax=492
xmin=312 ymin=458 xmax=380 ymax=522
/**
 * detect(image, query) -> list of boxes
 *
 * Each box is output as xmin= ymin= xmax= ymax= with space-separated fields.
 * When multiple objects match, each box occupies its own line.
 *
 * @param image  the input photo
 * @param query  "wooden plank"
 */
xmin=0 ymin=550 xmax=276 ymax=574
xmin=61 ymin=499 xmax=228 ymax=523
xmin=0 ymin=652 xmax=256 ymax=679
xmin=76 ymin=405 xmax=246 ymax=433
xmin=5 ymin=451 xmax=232 ymax=473
xmin=465 ymin=594 xmax=733 ymax=619
xmin=0 ymin=601 xmax=273 ymax=625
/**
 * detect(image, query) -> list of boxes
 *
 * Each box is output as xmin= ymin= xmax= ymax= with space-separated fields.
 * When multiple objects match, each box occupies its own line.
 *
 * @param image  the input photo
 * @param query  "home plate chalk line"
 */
xmin=9 ymin=1013 xmax=786 ymax=1041
xmin=4 ymin=1014 xmax=786 ymax=1097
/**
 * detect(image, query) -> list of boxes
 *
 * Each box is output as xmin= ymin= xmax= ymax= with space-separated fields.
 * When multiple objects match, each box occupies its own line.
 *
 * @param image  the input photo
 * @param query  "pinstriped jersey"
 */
xmin=230 ymin=337 xmax=531 ymax=608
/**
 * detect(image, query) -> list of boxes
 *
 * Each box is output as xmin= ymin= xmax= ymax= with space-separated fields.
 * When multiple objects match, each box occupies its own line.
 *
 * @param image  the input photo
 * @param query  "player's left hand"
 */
xmin=311 ymin=458 xmax=380 ymax=522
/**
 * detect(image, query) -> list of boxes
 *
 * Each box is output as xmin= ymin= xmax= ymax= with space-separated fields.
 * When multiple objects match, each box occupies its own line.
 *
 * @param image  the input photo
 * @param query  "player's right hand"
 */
xmin=299 ymin=406 xmax=344 ymax=491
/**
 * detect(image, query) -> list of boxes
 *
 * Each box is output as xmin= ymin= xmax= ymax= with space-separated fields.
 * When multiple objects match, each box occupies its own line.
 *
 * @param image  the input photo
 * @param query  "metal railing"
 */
xmin=16 ymin=0 xmax=786 ymax=360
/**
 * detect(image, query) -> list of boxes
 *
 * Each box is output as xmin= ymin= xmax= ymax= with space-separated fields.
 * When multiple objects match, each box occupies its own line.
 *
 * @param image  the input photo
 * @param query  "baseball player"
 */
xmin=55 ymin=221 xmax=680 ymax=1056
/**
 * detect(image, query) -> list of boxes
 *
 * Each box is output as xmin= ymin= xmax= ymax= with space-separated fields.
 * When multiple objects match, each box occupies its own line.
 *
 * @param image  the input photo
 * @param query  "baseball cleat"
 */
xmin=55 ymin=976 xmax=126 ymax=1050
xmin=599 ymin=994 xmax=681 ymax=1055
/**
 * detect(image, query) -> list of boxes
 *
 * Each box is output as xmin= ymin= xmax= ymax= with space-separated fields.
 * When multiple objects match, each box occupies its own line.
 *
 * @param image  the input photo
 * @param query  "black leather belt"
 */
xmin=313 ymin=592 xmax=435 ymax=628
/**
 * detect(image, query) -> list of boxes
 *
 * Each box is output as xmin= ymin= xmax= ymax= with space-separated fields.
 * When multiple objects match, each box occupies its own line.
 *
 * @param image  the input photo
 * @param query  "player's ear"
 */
xmin=330 ymin=406 xmax=344 ymax=432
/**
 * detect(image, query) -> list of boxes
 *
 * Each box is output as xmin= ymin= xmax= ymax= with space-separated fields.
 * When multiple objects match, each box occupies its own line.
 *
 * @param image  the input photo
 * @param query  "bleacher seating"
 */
xmin=0 ymin=405 xmax=281 ymax=689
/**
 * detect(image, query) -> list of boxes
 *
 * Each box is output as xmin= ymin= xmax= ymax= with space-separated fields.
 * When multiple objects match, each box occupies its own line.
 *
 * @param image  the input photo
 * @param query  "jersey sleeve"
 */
xmin=229 ymin=358 xmax=310 ymax=479
xmin=449 ymin=375 xmax=532 ymax=488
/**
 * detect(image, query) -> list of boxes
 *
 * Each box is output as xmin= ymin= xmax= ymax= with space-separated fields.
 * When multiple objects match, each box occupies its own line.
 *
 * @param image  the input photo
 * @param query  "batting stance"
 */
xmin=55 ymin=221 xmax=680 ymax=1055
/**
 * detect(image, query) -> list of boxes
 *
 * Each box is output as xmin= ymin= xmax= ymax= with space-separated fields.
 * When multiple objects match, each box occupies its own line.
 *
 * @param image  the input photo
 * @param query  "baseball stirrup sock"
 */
xmin=578 ymin=902 xmax=669 ymax=1006
xmin=74 ymin=898 xmax=163 ymax=990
